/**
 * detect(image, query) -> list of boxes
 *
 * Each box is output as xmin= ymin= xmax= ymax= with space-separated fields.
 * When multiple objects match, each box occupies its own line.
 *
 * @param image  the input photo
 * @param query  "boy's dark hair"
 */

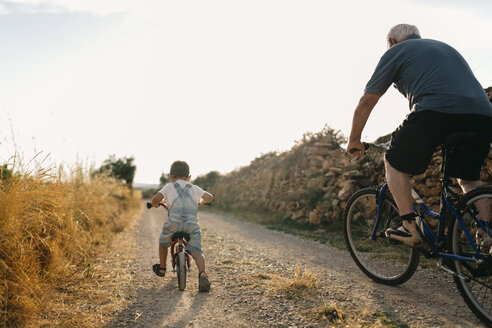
xmin=170 ymin=161 xmax=190 ymax=178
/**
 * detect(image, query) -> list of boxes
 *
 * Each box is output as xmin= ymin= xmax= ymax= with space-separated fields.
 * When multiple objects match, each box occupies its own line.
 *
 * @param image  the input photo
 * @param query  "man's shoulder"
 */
xmin=384 ymin=38 xmax=453 ymax=62
xmin=398 ymin=38 xmax=452 ymax=51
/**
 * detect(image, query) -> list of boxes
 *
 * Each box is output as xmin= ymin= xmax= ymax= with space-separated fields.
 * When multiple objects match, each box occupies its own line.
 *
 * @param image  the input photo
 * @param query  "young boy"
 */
xmin=150 ymin=160 xmax=213 ymax=292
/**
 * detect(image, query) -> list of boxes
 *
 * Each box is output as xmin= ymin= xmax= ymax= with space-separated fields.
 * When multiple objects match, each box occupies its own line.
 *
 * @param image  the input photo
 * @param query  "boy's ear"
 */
xmin=186 ymin=175 xmax=191 ymax=182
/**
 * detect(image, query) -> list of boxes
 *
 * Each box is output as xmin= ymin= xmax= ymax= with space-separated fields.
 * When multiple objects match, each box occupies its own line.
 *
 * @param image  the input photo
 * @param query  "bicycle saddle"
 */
xmin=171 ymin=232 xmax=191 ymax=241
xmin=444 ymin=132 xmax=479 ymax=147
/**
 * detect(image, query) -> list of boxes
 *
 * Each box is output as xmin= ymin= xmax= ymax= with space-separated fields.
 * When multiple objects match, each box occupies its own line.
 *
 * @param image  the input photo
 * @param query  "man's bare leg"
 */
xmin=458 ymin=179 xmax=490 ymax=237
xmin=384 ymin=158 xmax=421 ymax=245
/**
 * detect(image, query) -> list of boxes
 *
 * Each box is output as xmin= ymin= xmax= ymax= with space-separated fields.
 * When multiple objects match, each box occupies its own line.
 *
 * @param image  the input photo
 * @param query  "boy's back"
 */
xmin=159 ymin=181 xmax=205 ymax=222
xmin=158 ymin=180 xmax=205 ymax=207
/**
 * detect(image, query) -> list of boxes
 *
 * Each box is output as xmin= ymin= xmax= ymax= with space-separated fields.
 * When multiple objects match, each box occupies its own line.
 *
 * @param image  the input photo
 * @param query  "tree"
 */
xmin=193 ymin=171 xmax=221 ymax=191
xmin=159 ymin=172 xmax=170 ymax=186
xmin=0 ymin=164 xmax=12 ymax=181
xmin=97 ymin=155 xmax=136 ymax=186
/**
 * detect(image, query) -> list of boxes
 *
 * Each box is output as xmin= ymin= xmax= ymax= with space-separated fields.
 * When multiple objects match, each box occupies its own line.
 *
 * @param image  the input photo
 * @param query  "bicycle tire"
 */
xmin=450 ymin=185 xmax=492 ymax=325
xmin=344 ymin=188 xmax=420 ymax=285
xmin=177 ymin=252 xmax=187 ymax=291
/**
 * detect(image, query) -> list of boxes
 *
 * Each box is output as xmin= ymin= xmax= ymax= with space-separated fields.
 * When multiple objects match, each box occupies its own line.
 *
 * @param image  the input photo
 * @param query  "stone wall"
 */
xmin=209 ymin=89 xmax=492 ymax=225
xmin=211 ymin=128 xmax=365 ymax=224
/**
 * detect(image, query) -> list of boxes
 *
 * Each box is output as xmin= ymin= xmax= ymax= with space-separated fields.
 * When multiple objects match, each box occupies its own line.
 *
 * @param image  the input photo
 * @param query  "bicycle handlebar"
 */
xmin=146 ymin=201 xmax=211 ymax=209
xmin=349 ymin=141 xmax=454 ymax=157
xmin=348 ymin=142 xmax=370 ymax=154
xmin=146 ymin=202 xmax=167 ymax=209
xmin=349 ymin=142 xmax=389 ymax=154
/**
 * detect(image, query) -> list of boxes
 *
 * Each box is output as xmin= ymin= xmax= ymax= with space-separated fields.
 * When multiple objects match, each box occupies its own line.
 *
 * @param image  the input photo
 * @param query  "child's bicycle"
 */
xmin=344 ymin=132 xmax=492 ymax=325
xmin=146 ymin=202 xmax=191 ymax=291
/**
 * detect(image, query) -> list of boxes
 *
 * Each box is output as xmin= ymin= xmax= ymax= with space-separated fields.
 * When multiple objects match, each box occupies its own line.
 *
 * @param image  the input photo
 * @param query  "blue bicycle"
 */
xmin=344 ymin=132 xmax=492 ymax=325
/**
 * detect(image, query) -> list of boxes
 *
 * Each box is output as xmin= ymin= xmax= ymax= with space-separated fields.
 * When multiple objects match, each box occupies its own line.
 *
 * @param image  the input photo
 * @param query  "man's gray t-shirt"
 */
xmin=365 ymin=36 xmax=492 ymax=117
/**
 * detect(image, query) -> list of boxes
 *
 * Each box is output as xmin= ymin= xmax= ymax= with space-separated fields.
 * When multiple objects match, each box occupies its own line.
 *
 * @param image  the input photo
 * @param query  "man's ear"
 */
xmin=388 ymin=38 xmax=398 ymax=48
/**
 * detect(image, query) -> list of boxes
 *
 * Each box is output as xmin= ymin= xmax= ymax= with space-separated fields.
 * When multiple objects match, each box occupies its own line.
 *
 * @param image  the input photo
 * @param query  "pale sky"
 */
xmin=1 ymin=0 xmax=491 ymax=184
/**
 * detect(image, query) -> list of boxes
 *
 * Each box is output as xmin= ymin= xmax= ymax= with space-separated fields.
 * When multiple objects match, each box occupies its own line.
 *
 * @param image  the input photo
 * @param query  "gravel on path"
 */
xmin=106 ymin=205 xmax=485 ymax=328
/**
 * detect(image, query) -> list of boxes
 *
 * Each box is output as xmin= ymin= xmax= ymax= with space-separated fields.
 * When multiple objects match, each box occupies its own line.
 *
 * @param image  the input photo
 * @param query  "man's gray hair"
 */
xmin=387 ymin=24 xmax=420 ymax=42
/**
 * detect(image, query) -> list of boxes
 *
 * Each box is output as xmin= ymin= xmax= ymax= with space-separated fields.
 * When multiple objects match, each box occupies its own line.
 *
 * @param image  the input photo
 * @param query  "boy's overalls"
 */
xmin=158 ymin=182 xmax=203 ymax=254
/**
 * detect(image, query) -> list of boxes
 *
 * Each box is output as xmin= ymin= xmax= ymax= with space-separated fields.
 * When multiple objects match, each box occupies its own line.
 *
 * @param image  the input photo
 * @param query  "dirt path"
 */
xmin=106 ymin=205 xmax=485 ymax=327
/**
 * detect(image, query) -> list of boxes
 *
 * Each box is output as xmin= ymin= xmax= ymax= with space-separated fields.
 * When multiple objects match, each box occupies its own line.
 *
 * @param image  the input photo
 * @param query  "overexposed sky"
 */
xmin=1 ymin=0 xmax=491 ymax=183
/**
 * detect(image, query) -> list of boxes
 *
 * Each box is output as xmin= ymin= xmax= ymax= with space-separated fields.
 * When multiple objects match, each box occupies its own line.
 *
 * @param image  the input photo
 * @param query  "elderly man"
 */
xmin=347 ymin=24 xmax=492 ymax=247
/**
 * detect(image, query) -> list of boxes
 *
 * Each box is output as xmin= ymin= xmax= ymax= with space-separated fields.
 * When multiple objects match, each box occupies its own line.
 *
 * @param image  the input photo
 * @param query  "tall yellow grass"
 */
xmin=0 ymin=166 xmax=141 ymax=327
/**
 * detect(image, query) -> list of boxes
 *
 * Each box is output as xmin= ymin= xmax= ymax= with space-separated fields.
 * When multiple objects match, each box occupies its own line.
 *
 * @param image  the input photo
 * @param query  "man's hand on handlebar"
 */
xmin=347 ymin=139 xmax=366 ymax=157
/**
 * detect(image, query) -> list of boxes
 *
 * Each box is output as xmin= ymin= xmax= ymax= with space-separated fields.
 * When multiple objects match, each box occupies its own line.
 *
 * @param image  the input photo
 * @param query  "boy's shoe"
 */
xmin=198 ymin=271 xmax=210 ymax=292
xmin=152 ymin=264 xmax=166 ymax=277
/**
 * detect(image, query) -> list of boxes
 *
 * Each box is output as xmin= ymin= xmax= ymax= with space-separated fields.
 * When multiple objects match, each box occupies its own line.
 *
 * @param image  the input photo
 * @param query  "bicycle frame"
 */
xmin=170 ymin=237 xmax=191 ymax=270
xmin=372 ymin=181 xmax=490 ymax=263
xmin=146 ymin=201 xmax=192 ymax=271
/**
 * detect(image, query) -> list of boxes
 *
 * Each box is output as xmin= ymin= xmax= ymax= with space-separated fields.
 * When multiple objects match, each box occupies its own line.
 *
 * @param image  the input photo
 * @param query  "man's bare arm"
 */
xmin=347 ymin=93 xmax=382 ymax=156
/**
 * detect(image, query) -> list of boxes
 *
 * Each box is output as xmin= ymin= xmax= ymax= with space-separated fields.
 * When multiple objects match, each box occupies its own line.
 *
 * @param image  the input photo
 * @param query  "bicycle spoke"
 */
xmin=452 ymin=186 xmax=492 ymax=325
xmin=344 ymin=188 xmax=419 ymax=286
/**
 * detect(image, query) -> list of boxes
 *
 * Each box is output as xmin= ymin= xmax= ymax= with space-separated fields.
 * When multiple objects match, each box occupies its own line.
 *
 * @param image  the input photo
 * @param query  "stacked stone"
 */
xmin=212 ymin=131 xmax=381 ymax=225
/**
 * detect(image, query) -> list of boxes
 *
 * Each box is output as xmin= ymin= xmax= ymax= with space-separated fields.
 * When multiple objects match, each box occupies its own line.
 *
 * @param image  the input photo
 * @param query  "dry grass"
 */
xmin=240 ymin=267 xmax=407 ymax=327
xmin=272 ymin=266 xmax=319 ymax=299
xmin=0 ymin=165 xmax=141 ymax=328
xmin=310 ymin=302 xmax=345 ymax=324
xmin=274 ymin=266 xmax=318 ymax=293
xmin=308 ymin=304 xmax=410 ymax=328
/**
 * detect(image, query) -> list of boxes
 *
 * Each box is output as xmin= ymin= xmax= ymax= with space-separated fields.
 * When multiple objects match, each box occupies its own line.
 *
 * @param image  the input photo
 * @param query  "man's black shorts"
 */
xmin=385 ymin=110 xmax=492 ymax=181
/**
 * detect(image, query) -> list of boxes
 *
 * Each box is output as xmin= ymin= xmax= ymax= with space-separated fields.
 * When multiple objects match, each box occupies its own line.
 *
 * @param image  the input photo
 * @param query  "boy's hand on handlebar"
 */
xmin=146 ymin=202 xmax=167 ymax=209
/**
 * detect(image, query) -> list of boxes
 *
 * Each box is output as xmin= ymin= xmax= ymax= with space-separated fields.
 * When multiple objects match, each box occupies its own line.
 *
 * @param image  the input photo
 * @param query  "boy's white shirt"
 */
xmin=158 ymin=180 xmax=205 ymax=205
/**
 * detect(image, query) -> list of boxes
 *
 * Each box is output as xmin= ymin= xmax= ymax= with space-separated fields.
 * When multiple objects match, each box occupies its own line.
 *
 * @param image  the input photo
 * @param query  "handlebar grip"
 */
xmin=349 ymin=142 xmax=370 ymax=154
xmin=146 ymin=202 xmax=152 ymax=209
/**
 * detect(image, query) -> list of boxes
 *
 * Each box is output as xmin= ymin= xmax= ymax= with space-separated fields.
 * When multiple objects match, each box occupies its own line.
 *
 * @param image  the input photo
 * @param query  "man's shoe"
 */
xmin=475 ymin=220 xmax=492 ymax=254
xmin=476 ymin=232 xmax=492 ymax=254
xmin=385 ymin=225 xmax=422 ymax=247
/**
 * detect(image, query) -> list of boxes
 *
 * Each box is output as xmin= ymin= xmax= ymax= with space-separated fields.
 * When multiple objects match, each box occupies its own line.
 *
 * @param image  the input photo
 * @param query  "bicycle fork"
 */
xmin=171 ymin=239 xmax=192 ymax=273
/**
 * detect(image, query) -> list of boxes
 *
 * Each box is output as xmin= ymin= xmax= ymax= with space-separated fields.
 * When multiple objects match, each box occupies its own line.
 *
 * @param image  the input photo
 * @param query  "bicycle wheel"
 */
xmin=451 ymin=185 xmax=492 ymax=325
xmin=177 ymin=252 xmax=187 ymax=291
xmin=344 ymin=188 xmax=420 ymax=285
